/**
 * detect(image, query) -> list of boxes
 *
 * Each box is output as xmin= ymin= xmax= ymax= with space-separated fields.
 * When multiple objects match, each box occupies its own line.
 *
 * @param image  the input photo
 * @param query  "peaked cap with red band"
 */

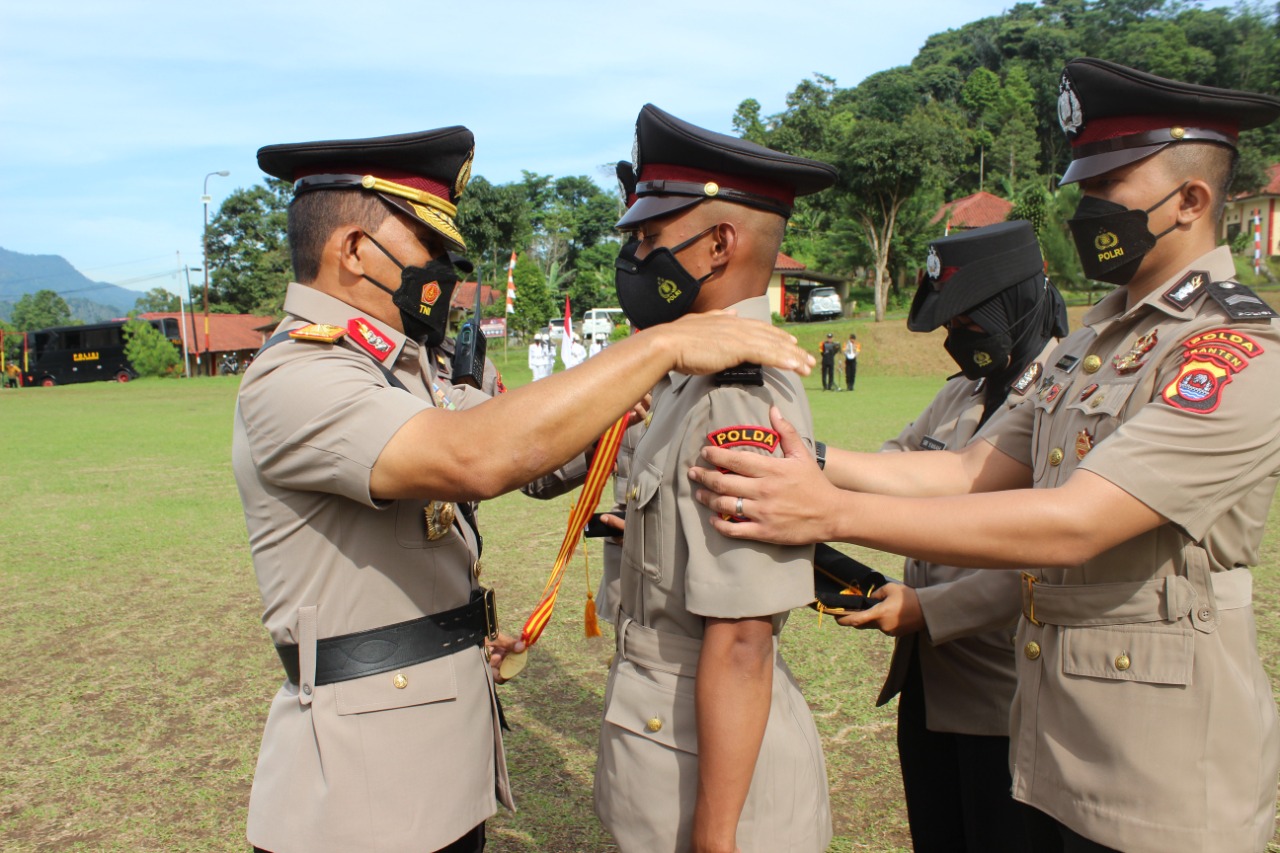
xmin=616 ymin=104 xmax=837 ymax=228
xmin=1057 ymin=58 xmax=1280 ymax=185
xmin=908 ymin=221 xmax=1047 ymax=333
xmin=257 ymin=127 xmax=475 ymax=251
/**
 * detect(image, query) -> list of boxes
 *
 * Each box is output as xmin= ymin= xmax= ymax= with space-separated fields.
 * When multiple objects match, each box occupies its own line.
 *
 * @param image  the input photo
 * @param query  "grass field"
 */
xmin=2 ymin=312 xmax=1278 ymax=852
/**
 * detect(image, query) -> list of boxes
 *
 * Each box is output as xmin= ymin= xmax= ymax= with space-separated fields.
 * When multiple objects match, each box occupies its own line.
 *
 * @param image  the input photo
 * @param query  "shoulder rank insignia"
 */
xmin=289 ymin=323 xmax=346 ymax=343
xmin=970 ymin=377 xmax=986 ymax=396
xmin=347 ymin=317 xmax=396 ymax=362
xmin=1162 ymin=270 xmax=1209 ymax=311
xmin=1011 ymin=362 xmax=1042 ymax=395
xmin=1205 ymin=280 xmax=1278 ymax=321
xmin=1112 ymin=329 xmax=1157 ymax=375
xmin=1161 ymin=327 xmax=1263 ymax=415
xmin=712 ymin=362 xmax=764 ymax=386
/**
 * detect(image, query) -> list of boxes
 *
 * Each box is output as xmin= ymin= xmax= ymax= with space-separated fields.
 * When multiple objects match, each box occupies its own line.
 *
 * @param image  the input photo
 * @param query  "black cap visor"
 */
xmin=1060 ymin=142 xmax=1168 ymax=185
xmin=615 ymin=194 xmax=703 ymax=229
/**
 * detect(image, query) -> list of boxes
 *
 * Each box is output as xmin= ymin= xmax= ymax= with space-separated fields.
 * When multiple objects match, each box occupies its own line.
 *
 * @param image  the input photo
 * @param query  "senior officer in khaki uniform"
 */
xmin=233 ymin=127 xmax=814 ymax=853
xmin=692 ymin=59 xmax=1280 ymax=853
xmin=593 ymin=105 xmax=836 ymax=853
xmin=845 ymin=221 xmax=1066 ymax=853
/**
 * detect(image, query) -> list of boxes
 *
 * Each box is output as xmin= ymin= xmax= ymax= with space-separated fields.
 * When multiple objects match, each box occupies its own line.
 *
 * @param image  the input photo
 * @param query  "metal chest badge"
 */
xmin=1075 ymin=429 xmax=1094 ymax=460
xmin=1112 ymin=329 xmax=1157 ymax=375
xmin=424 ymin=501 xmax=456 ymax=540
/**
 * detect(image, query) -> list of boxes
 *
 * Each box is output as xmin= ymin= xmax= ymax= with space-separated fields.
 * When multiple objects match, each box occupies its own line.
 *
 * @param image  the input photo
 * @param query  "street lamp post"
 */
xmin=202 ymin=170 xmax=230 ymax=375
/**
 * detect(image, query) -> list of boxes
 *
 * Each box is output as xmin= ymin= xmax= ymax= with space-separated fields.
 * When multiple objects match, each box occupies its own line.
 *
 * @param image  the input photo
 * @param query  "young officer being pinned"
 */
xmin=690 ymin=58 xmax=1280 ymax=853
xmin=234 ymin=126 xmax=814 ymax=853
xmin=593 ymin=103 xmax=837 ymax=853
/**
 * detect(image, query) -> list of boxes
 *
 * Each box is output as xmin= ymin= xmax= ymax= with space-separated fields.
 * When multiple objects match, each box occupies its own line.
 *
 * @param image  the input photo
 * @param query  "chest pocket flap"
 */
xmin=603 ymin=660 xmax=698 ymax=755
xmin=623 ymin=462 xmax=664 ymax=583
xmin=1061 ymin=378 xmax=1142 ymax=420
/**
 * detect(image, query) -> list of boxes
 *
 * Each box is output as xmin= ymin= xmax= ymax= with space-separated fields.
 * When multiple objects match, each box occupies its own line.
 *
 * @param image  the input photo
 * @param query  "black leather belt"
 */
xmin=275 ymin=588 xmax=497 ymax=687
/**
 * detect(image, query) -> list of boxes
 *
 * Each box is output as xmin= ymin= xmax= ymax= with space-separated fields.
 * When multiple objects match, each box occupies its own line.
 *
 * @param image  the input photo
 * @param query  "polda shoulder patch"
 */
xmin=347 ymin=317 xmax=396 ymax=362
xmin=289 ymin=323 xmax=346 ymax=343
xmin=707 ymin=424 xmax=781 ymax=453
xmin=1161 ymin=327 xmax=1263 ymax=414
xmin=1206 ymin=281 xmax=1277 ymax=321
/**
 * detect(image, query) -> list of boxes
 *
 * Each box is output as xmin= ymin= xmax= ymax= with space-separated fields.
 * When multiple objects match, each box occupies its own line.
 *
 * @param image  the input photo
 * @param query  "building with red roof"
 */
xmin=769 ymin=253 xmax=850 ymax=320
xmin=1222 ymin=163 xmax=1280 ymax=260
xmin=140 ymin=311 xmax=276 ymax=376
xmin=931 ymin=191 xmax=1014 ymax=231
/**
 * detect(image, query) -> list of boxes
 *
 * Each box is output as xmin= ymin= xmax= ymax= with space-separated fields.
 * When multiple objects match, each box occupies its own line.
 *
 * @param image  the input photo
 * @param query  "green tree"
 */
xmin=991 ymin=64 xmax=1042 ymax=191
xmin=456 ymin=176 xmax=533 ymax=283
xmin=133 ymin=287 xmax=180 ymax=313
xmin=832 ymin=103 xmax=969 ymax=321
xmin=962 ymin=67 xmax=1001 ymax=191
xmin=510 ymin=253 xmax=555 ymax=336
xmin=122 ymin=315 xmax=180 ymax=378
xmin=11 ymin=289 xmax=73 ymax=331
xmin=204 ymin=178 xmax=292 ymax=316
xmin=732 ymin=98 xmax=769 ymax=144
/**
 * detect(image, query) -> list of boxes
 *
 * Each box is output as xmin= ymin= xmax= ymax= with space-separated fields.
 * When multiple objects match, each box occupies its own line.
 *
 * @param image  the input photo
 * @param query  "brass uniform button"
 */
xmin=1082 ymin=354 xmax=1102 ymax=374
xmin=646 ymin=717 xmax=663 ymax=733
xmin=1024 ymin=641 xmax=1041 ymax=661
xmin=1114 ymin=654 xmax=1131 ymax=672
xmin=393 ymin=672 xmax=409 ymax=689
xmin=627 ymin=486 xmax=639 ymax=502
xmin=1048 ymin=448 xmax=1064 ymax=466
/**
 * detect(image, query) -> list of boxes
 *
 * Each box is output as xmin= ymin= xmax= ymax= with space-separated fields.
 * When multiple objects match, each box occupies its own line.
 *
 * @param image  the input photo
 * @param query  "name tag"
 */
xmin=921 ymin=436 xmax=946 ymax=451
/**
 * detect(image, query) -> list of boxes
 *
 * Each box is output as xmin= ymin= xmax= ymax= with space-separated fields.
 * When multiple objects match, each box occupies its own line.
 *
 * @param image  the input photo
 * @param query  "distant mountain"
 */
xmin=0 ymin=246 xmax=144 ymax=323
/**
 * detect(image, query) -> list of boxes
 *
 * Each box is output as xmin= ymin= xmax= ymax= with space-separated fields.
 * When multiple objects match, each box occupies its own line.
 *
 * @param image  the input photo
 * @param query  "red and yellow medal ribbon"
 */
xmin=517 ymin=412 xmax=631 ymax=648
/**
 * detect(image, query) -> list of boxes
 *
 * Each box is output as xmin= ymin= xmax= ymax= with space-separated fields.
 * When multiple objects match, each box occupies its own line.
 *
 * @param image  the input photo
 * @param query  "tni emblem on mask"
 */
xmin=658 ymin=278 xmax=682 ymax=303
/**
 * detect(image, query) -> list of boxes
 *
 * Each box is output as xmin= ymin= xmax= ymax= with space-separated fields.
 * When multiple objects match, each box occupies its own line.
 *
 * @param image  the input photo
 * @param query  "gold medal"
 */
xmin=1112 ymin=330 xmax=1157 ymax=375
xmin=498 ymin=649 xmax=528 ymax=680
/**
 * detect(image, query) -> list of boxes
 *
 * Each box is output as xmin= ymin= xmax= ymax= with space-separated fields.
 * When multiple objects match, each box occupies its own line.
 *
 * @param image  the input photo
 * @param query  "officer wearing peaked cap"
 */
xmin=594 ymin=104 xmax=836 ymax=853
xmin=234 ymin=126 xmax=815 ymax=853
xmin=847 ymin=220 xmax=1067 ymax=853
xmin=688 ymin=60 xmax=1280 ymax=853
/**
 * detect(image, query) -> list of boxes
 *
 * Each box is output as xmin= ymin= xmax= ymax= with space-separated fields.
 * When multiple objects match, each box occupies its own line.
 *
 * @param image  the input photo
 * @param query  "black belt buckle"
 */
xmin=482 ymin=586 xmax=498 ymax=640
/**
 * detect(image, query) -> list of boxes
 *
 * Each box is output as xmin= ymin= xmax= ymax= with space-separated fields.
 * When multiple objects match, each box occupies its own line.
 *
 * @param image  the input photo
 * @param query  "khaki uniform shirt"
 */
xmin=594 ymin=296 xmax=832 ymax=853
xmin=233 ymin=284 xmax=510 ymax=853
xmin=876 ymin=347 xmax=1056 ymax=735
xmin=983 ymin=247 xmax=1280 ymax=852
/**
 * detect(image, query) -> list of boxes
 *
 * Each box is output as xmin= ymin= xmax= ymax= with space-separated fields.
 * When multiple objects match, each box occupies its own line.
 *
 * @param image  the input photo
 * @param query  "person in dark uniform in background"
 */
xmin=819 ymin=331 xmax=838 ymax=390
xmin=845 ymin=220 xmax=1067 ymax=853
xmin=692 ymin=59 xmax=1280 ymax=853
xmin=233 ymin=126 xmax=814 ymax=853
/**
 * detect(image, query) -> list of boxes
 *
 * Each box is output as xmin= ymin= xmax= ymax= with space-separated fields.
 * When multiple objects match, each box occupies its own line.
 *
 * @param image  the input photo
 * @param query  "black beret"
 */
xmin=257 ymin=127 xmax=475 ymax=250
xmin=1058 ymin=58 xmax=1280 ymax=184
xmin=908 ymin=221 xmax=1045 ymax=333
xmin=617 ymin=104 xmax=837 ymax=228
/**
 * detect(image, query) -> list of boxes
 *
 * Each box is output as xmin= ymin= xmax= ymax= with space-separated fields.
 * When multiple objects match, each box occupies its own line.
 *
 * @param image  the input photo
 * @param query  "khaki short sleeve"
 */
xmin=1078 ymin=322 xmax=1280 ymax=541
xmin=979 ymin=394 xmax=1035 ymax=467
xmin=238 ymin=344 xmax=428 ymax=508
xmin=681 ymin=379 xmax=816 ymax=619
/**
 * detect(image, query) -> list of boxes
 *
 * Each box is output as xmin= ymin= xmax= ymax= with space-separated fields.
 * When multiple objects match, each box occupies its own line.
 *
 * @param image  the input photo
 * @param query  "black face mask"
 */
xmin=614 ymin=226 xmax=716 ymax=330
xmin=1067 ymin=183 xmax=1186 ymax=285
xmin=944 ymin=327 xmax=1012 ymax=380
xmin=361 ymin=233 xmax=460 ymax=347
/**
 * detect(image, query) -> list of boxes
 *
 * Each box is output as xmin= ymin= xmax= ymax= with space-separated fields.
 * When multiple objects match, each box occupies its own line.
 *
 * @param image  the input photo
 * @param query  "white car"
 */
xmin=582 ymin=307 xmax=626 ymax=339
xmin=804 ymin=287 xmax=843 ymax=322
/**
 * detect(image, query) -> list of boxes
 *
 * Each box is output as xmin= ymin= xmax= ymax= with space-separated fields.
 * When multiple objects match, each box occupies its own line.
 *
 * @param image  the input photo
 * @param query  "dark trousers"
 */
xmin=254 ymin=822 xmax=484 ymax=853
xmin=897 ymin=650 xmax=1030 ymax=853
xmin=845 ymin=358 xmax=857 ymax=389
xmin=1021 ymin=806 xmax=1120 ymax=852
xmin=821 ymin=362 xmax=835 ymax=389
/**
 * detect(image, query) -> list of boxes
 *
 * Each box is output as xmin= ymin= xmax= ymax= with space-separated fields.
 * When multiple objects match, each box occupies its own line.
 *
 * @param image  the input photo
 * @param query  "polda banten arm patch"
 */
xmin=1161 ymin=327 xmax=1264 ymax=414
xmin=706 ymin=424 xmax=781 ymax=522
xmin=1206 ymin=281 xmax=1277 ymax=321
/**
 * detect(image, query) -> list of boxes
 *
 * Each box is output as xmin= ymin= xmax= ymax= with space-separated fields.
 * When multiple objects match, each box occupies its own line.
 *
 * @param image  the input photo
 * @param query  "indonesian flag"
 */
xmin=564 ymin=295 xmax=572 ymax=340
xmin=506 ymin=251 xmax=517 ymax=314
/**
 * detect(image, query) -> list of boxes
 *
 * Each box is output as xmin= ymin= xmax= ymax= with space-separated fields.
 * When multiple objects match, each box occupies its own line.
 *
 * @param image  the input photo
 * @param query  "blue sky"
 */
xmin=0 ymin=0 xmax=1177 ymax=297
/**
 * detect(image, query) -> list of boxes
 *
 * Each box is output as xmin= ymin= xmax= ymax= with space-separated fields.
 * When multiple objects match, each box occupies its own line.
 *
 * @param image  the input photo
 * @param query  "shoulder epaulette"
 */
xmin=1205 ymin=280 xmax=1277 ymax=322
xmin=288 ymin=323 xmax=347 ymax=343
xmin=712 ymin=362 xmax=764 ymax=386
